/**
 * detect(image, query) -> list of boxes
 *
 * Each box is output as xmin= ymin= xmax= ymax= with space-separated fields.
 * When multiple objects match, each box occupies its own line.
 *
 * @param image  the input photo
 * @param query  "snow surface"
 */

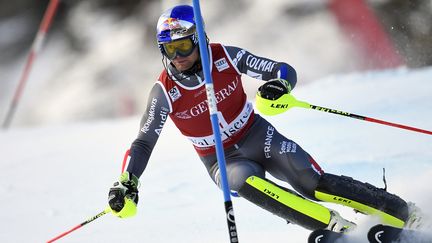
xmin=1 ymin=67 xmax=432 ymax=243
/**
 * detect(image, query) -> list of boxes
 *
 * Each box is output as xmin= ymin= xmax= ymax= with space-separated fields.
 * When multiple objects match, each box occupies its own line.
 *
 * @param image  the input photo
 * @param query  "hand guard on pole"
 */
xmin=258 ymin=78 xmax=292 ymax=100
xmin=108 ymin=171 xmax=139 ymax=218
xmin=256 ymin=78 xmax=295 ymax=116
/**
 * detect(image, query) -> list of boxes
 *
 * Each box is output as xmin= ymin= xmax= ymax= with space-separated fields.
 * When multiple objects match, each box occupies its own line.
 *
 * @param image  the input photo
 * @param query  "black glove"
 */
xmin=258 ymin=78 xmax=292 ymax=100
xmin=108 ymin=172 xmax=139 ymax=218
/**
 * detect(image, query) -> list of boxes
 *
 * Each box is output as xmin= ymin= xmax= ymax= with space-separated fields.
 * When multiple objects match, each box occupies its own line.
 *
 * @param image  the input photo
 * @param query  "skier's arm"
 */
xmin=224 ymin=45 xmax=297 ymax=90
xmin=126 ymin=83 xmax=170 ymax=178
xmin=108 ymin=83 xmax=170 ymax=218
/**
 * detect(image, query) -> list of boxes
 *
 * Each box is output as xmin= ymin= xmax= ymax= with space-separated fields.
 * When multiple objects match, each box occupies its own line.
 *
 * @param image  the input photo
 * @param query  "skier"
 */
xmin=108 ymin=5 xmax=419 ymax=233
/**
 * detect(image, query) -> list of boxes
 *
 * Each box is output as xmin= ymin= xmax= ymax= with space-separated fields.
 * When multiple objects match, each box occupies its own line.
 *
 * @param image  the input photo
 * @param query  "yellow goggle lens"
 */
xmin=163 ymin=38 xmax=194 ymax=59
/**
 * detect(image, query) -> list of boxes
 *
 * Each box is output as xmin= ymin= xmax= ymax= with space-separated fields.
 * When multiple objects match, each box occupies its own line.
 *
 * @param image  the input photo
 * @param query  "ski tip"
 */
xmin=366 ymin=224 xmax=430 ymax=243
xmin=308 ymin=229 xmax=344 ymax=243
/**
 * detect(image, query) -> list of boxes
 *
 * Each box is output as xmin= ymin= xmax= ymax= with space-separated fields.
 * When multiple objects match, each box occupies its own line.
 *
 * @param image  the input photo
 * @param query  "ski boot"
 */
xmin=326 ymin=210 xmax=356 ymax=233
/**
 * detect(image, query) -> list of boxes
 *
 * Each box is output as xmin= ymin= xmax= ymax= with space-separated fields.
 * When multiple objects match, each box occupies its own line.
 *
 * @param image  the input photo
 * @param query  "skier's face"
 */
xmin=171 ymin=47 xmax=199 ymax=72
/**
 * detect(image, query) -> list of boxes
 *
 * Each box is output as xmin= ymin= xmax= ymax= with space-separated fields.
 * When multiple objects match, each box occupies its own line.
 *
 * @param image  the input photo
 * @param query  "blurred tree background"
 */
xmin=373 ymin=0 xmax=432 ymax=67
xmin=1 ymin=0 xmax=430 ymax=67
xmin=0 ymin=0 xmax=431 ymax=127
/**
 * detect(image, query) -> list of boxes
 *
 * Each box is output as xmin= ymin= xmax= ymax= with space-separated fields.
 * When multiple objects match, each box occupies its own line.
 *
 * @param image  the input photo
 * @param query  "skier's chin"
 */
xmin=174 ymin=63 xmax=192 ymax=72
xmin=172 ymin=58 xmax=195 ymax=72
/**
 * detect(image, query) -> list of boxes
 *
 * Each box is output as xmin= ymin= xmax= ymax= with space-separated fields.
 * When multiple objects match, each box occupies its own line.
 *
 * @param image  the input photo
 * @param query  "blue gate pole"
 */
xmin=192 ymin=1 xmax=239 ymax=242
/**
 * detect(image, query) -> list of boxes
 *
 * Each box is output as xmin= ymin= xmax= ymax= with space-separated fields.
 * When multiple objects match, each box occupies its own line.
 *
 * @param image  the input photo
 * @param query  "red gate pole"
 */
xmin=2 ymin=0 xmax=60 ymax=129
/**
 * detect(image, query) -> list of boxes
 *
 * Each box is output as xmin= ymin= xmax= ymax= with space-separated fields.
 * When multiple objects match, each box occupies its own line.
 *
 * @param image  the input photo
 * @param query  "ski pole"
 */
xmin=46 ymin=207 xmax=111 ymax=243
xmin=2 ymin=0 xmax=60 ymax=129
xmin=285 ymin=94 xmax=432 ymax=135
xmin=192 ymin=1 xmax=239 ymax=242
xmin=121 ymin=149 xmax=130 ymax=173
xmin=47 ymin=150 xmax=130 ymax=242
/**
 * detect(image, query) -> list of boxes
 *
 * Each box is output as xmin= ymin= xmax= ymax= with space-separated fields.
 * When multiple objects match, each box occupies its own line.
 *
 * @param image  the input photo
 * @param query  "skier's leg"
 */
xmin=257 ymin=124 xmax=410 ymax=227
xmin=208 ymin=159 xmax=353 ymax=231
xmin=200 ymin=115 xmax=353 ymax=231
xmin=235 ymin=115 xmax=409 ymax=229
xmin=261 ymin=129 xmax=410 ymax=227
xmin=238 ymin=175 xmax=357 ymax=231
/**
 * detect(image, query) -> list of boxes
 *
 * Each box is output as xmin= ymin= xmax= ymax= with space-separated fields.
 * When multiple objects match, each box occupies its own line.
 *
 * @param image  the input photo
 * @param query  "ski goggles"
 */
xmin=161 ymin=37 xmax=196 ymax=60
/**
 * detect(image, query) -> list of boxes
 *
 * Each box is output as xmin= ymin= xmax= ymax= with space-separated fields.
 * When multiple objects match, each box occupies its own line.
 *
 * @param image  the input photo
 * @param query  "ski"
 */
xmin=308 ymin=224 xmax=431 ymax=243
xmin=367 ymin=224 xmax=430 ymax=243
xmin=308 ymin=228 xmax=347 ymax=243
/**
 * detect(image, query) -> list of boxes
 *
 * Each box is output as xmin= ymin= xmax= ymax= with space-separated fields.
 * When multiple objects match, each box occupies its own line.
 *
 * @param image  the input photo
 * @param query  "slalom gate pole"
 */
xmin=285 ymin=94 xmax=432 ymax=135
xmin=46 ymin=150 xmax=131 ymax=242
xmin=46 ymin=207 xmax=111 ymax=243
xmin=2 ymin=0 xmax=60 ymax=129
xmin=192 ymin=1 xmax=239 ymax=242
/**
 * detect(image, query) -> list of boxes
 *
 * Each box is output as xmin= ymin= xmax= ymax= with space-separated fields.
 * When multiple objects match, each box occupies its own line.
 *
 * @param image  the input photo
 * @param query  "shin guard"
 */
xmin=238 ymin=176 xmax=331 ymax=230
xmin=315 ymin=173 xmax=408 ymax=227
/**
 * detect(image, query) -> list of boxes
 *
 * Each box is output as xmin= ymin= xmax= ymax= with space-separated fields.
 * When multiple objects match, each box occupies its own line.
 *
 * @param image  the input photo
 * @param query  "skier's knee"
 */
xmin=210 ymin=160 xmax=265 ymax=192
xmin=227 ymin=162 xmax=265 ymax=192
xmin=290 ymin=169 xmax=321 ymax=200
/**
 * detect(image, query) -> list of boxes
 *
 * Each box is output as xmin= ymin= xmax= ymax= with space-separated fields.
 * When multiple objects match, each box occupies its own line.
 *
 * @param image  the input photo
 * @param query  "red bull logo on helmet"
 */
xmin=157 ymin=17 xmax=195 ymax=43
xmin=160 ymin=18 xmax=182 ymax=31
